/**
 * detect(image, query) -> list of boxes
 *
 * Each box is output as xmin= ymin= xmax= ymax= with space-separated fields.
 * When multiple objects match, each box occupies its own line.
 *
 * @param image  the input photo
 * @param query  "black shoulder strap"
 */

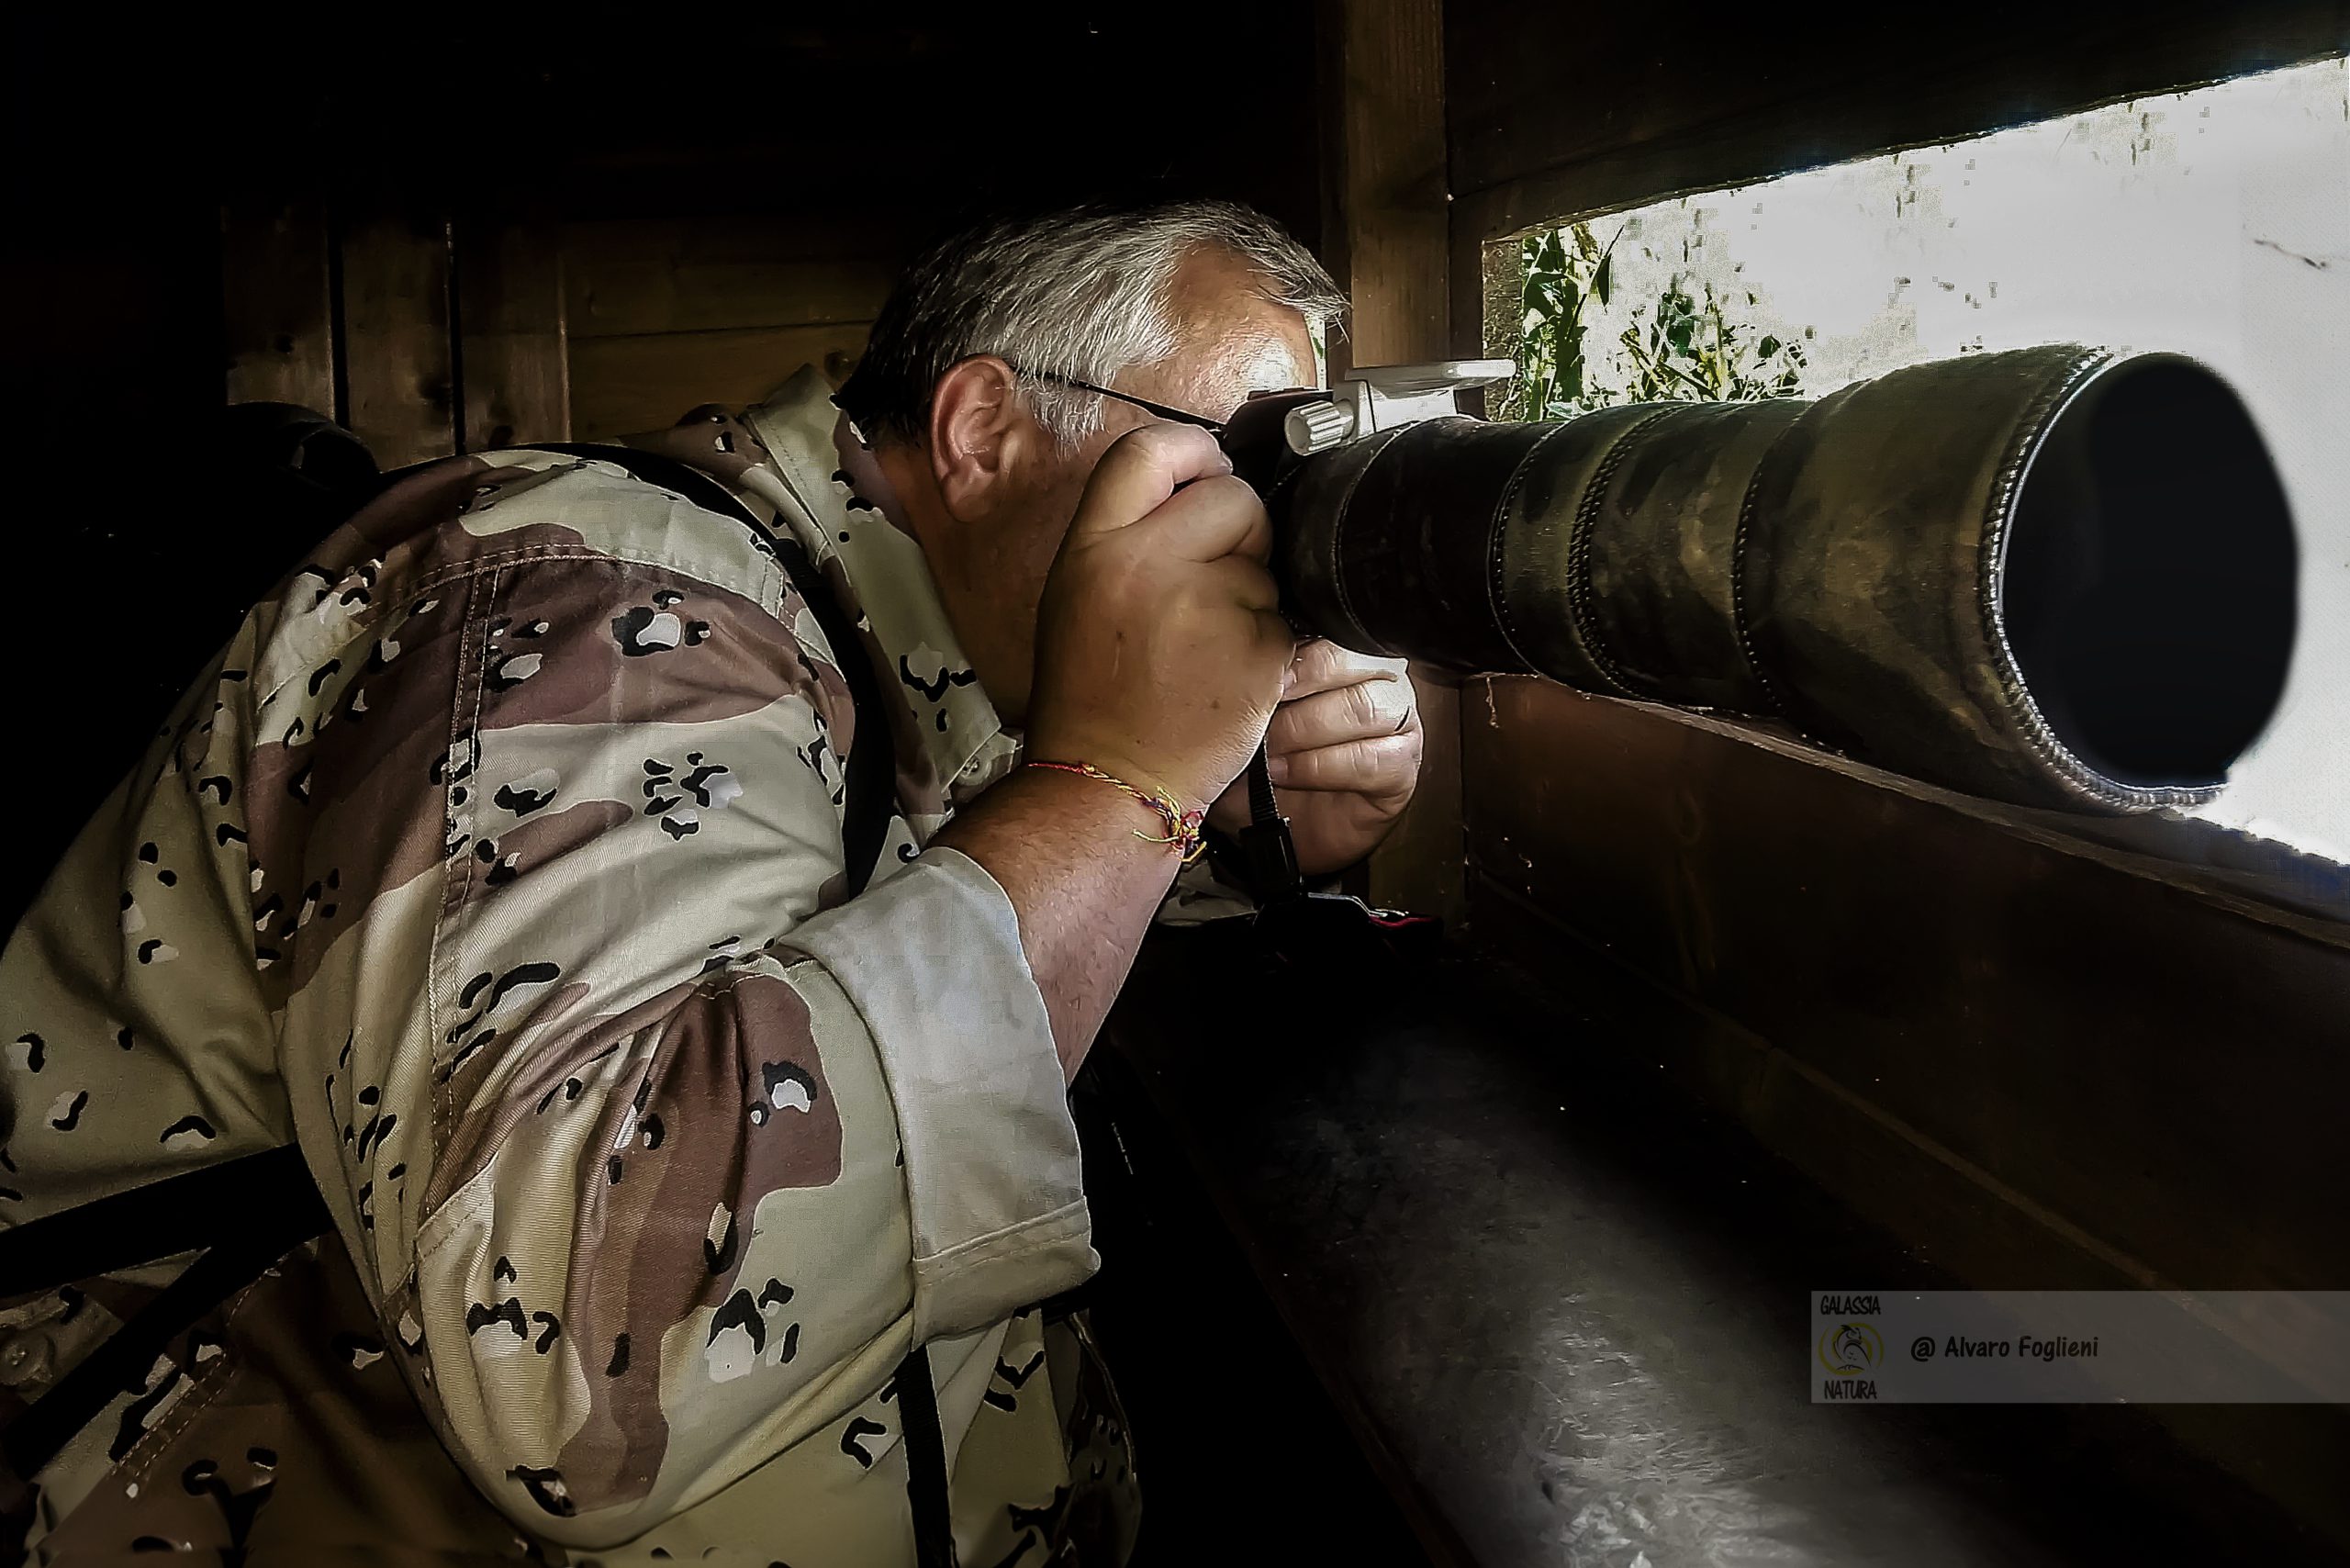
xmin=0 ymin=1147 xmax=326 ymax=1299
xmin=895 ymin=1341 xmax=960 ymax=1567
xmin=0 ymin=1148 xmax=328 ymax=1510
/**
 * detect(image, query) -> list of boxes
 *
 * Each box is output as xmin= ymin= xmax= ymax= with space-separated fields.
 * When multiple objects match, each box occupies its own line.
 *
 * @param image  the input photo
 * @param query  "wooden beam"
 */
xmin=1321 ymin=0 xmax=1450 ymax=373
xmin=1446 ymin=0 xmax=2350 ymax=241
xmin=340 ymin=211 xmax=457 ymax=467
xmin=1318 ymin=0 xmax=1465 ymax=926
xmin=561 ymin=216 xmax=901 ymax=340
xmin=220 ymin=200 xmax=334 ymax=412
xmin=457 ymin=220 xmax=570 ymax=452
xmin=567 ymin=322 xmax=872 ymax=441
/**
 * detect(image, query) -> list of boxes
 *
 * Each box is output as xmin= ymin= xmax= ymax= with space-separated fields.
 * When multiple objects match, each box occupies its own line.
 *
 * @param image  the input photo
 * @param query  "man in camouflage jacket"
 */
xmin=0 ymin=202 xmax=1424 ymax=1565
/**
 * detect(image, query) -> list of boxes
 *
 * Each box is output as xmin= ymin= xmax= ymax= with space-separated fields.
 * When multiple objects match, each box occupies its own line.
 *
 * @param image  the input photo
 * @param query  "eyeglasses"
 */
xmin=1000 ymin=362 xmax=1227 ymax=437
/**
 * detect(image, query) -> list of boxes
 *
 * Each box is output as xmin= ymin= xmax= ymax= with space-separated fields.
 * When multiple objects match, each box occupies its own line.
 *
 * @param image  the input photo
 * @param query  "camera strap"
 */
xmin=1228 ymin=746 xmax=1307 ymax=906
xmin=1221 ymin=745 xmax=1445 ymax=964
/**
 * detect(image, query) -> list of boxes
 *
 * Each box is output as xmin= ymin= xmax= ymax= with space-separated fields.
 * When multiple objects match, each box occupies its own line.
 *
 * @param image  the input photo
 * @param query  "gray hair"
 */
xmin=834 ymin=200 xmax=1348 ymax=451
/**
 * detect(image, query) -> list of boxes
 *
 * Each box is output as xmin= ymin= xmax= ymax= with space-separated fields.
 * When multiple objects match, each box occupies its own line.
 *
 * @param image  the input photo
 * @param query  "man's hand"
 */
xmin=944 ymin=425 xmax=1296 ymax=1074
xmin=1207 ymin=639 xmax=1422 ymax=877
xmin=1024 ymin=425 xmax=1296 ymax=811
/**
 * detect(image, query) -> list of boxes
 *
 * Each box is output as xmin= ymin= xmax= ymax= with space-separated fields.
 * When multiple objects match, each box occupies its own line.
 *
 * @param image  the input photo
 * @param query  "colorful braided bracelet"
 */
xmin=1023 ymin=760 xmax=1208 ymax=864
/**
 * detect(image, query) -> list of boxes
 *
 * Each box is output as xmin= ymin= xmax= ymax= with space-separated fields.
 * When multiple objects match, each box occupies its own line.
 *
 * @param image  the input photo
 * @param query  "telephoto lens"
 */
xmin=1236 ymin=345 xmax=2297 ymax=814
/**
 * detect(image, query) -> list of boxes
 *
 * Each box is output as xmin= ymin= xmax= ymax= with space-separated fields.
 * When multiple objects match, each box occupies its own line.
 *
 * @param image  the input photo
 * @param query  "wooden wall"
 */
xmin=220 ymin=205 xmax=573 ymax=465
xmin=215 ymin=203 xmax=879 ymax=456
xmin=197 ymin=10 xmax=1328 ymax=455
xmin=559 ymin=215 xmax=894 ymax=440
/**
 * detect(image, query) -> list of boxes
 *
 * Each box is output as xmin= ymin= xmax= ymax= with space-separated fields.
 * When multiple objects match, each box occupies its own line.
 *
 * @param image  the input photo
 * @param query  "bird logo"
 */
xmin=1818 ymin=1319 xmax=1885 ymax=1376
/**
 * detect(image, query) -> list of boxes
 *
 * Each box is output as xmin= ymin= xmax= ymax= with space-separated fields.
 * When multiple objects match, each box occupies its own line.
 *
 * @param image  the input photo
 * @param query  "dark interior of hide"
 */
xmin=1999 ymin=357 xmax=2299 ymax=789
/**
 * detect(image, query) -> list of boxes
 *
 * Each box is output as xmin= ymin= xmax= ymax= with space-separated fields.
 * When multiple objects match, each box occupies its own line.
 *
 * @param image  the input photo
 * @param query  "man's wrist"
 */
xmin=963 ymin=764 xmax=1195 ymax=870
xmin=1018 ymin=758 xmax=1207 ymax=863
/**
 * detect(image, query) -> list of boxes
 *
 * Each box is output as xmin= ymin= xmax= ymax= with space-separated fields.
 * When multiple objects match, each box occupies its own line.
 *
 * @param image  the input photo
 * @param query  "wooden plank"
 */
xmin=457 ymin=219 xmax=570 ymax=451
xmin=1446 ymin=0 xmax=2350 ymax=237
xmin=1461 ymin=678 xmax=2350 ymax=1291
xmin=1316 ymin=0 xmax=1464 ymax=924
xmin=562 ymin=216 xmax=901 ymax=340
xmin=567 ymin=322 xmax=872 ymax=440
xmin=1323 ymin=0 xmax=1450 ymax=371
xmin=220 ymin=200 xmax=335 ymax=412
xmin=341 ymin=211 xmax=456 ymax=467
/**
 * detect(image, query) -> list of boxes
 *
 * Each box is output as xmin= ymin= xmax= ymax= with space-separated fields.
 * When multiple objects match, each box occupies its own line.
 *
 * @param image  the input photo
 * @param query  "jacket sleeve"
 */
xmin=265 ymin=500 xmax=1092 ymax=1545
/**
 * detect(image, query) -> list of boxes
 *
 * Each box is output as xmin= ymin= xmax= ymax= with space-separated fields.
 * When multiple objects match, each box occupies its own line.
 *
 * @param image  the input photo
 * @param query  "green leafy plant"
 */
xmin=1505 ymin=220 xmax=1810 ymax=420
xmin=1505 ymin=222 xmax=1619 ymax=420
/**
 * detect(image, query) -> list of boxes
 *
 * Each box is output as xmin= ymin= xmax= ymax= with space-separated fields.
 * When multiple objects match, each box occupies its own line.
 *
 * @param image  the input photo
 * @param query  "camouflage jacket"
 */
xmin=0 ymin=365 xmax=1226 ymax=1564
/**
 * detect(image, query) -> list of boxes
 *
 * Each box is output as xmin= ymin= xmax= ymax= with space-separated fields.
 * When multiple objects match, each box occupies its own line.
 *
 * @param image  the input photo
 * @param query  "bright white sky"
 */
xmin=1536 ymin=58 xmax=2350 ymax=860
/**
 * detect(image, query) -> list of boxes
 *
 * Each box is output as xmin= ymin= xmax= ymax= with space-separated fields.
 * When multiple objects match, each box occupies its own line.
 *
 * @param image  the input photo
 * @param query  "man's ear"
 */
xmin=927 ymin=356 xmax=1031 ymax=517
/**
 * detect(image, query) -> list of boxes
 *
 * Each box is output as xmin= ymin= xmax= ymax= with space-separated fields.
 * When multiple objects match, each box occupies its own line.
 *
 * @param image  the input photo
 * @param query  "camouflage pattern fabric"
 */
xmin=0 ymin=364 xmax=1200 ymax=1564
